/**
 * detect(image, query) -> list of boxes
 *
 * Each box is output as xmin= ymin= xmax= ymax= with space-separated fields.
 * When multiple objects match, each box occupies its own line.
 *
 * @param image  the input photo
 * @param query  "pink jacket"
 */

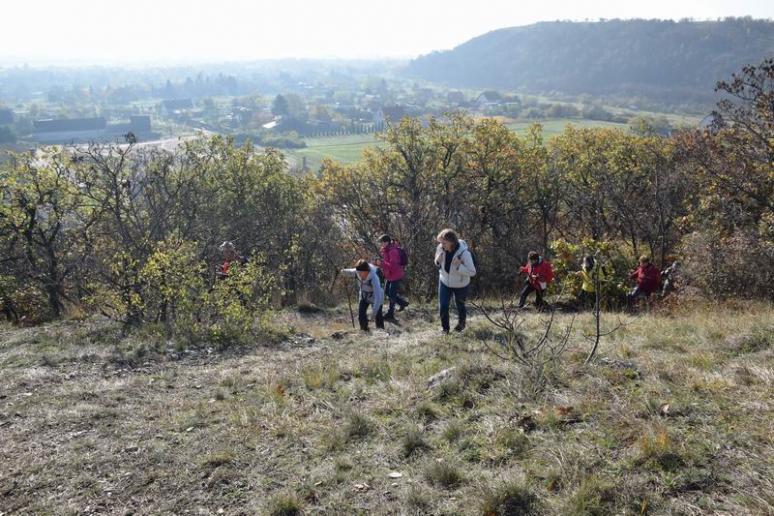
xmin=380 ymin=243 xmax=405 ymax=281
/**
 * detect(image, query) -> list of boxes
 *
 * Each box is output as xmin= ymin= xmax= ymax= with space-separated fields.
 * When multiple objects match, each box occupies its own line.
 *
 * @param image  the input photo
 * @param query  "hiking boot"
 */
xmin=454 ymin=324 xmax=465 ymax=332
xmin=383 ymin=313 xmax=397 ymax=323
xmin=397 ymin=301 xmax=409 ymax=312
xmin=441 ymin=327 xmax=450 ymax=335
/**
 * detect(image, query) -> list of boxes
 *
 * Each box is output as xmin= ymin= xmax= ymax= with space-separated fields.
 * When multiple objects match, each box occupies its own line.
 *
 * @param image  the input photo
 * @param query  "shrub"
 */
xmin=681 ymin=230 xmax=774 ymax=300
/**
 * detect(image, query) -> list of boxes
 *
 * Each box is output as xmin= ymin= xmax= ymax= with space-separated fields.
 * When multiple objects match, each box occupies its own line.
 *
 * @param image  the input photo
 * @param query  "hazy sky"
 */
xmin=1 ymin=0 xmax=772 ymax=64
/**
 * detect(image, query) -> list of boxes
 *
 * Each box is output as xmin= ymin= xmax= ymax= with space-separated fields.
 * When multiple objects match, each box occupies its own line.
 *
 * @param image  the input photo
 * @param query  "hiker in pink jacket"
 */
xmin=377 ymin=234 xmax=409 ymax=321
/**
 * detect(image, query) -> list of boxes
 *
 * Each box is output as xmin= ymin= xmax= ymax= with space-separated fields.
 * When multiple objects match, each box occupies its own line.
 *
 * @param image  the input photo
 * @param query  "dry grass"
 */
xmin=0 ymin=303 xmax=772 ymax=514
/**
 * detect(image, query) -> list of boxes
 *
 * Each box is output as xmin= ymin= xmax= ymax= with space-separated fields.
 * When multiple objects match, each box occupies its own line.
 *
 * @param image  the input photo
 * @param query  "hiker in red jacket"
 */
xmin=518 ymin=251 xmax=554 ymax=308
xmin=376 ymin=234 xmax=409 ymax=321
xmin=216 ymin=241 xmax=247 ymax=279
xmin=627 ymin=255 xmax=661 ymax=305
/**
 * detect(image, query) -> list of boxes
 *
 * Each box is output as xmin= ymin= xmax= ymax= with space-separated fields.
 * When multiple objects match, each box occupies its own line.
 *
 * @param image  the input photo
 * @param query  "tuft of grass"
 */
xmin=267 ymin=492 xmax=303 ymax=516
xmin=405 ymin=485 xmax=432 ymax=511
xmin=480 ymin=480 xmax=542 ymax=515
xmin=356 ymin=356 xmax=392 ymax=384
xmin=442 ymin=420 xmax=465 ymax=443
xmin=567 ymin=475 xmax=617 ymax=516
xmin=401 ymin=427 xmax=431 ymax=458
xmin=413 ymin=400 xmax=441 ymax=423
xmin=434 ymin=378 xmax=462 ymax=402
xmin=301 ymin=362 xmax=340 ymax=391
xmin=425 ymin=461 xmax=465 ymax=489
xmin=636 ymin=426 xmax=685 ymax=471
xmin=727 ymin=327 xmax=773 ymax=354
xmin=200 ymin=450 xmax=236 ymax=468
xmin=493 ymin=428 xmax=530 ymax=462
xmin=345 ymin=412 xmax=373 ymax=440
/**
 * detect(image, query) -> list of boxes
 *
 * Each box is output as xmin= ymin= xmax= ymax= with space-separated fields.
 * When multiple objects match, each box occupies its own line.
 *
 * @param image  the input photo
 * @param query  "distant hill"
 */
xmin=404 ymin=18 xmax=774 ymax=107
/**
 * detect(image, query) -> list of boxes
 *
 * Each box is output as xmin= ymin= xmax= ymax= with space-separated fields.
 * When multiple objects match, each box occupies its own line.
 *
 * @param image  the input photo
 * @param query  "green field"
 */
xmin=286 ymin=119 xmax=628 ymax=171
xmin=285 ymin=133 xmax=383 ymax=171
xmin=506 ymin=118 xmax=629 ymax=137
xmin=285 ymin=116 xmax=696 ymax=171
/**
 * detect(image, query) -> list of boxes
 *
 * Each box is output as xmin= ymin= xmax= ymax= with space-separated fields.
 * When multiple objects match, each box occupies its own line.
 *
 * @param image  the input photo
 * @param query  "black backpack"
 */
xmin=397 ymin=246 xmax=409 ymax=267
xmin=466 ymin=249 xmax=478 ymax=272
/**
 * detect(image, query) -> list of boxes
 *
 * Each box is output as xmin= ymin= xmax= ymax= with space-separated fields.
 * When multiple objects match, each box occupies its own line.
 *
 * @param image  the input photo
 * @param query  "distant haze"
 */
xmin=1 ymin=0 xmax=773 ymax=65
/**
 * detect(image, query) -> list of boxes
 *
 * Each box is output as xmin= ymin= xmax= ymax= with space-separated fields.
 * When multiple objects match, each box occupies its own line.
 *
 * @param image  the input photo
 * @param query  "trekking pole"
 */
xmin=343 ymin=276 xmax=356 ymax=328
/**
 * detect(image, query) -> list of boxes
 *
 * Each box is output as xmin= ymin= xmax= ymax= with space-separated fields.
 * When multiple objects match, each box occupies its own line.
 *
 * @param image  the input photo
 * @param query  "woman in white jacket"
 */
xmin=434 ymin=229 xmax=476 ymax=333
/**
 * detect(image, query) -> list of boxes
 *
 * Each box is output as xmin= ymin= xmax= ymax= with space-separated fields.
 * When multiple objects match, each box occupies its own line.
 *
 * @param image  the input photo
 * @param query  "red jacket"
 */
xmin=630 ymin=263 xmax=661 ymax=294
xmin=520 ymin=258 xmax=554 ymax=289
xmin=379 ymin=243 xmax=405 ymax=281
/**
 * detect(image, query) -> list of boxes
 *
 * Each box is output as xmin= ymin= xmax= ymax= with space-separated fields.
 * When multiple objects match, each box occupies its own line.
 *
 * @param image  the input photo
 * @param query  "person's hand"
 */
xmin=452 ymin=257 xmax=462 ymax=266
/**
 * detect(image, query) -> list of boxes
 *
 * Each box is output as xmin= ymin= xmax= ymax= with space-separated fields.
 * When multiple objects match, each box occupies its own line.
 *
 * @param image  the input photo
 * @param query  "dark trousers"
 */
xmin=439 ymin=281 xmax=468 ymax=331
xmin=578 ymin=290 xmax=595 ymax=309
xmin=384 ymin=279 xmax=408 ymax=317
xmin=519 ymin=283 xmax=545 ymax=308
xmin=358 ymin=298 xmax=384 ymax=331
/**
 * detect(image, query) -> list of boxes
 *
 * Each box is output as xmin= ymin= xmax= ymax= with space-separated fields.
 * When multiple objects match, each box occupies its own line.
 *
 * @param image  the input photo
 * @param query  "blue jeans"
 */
xmin=439 ymin=281 xmax=468 ymax=331
xmin=384 ymin=279 xmax=408 ymax=316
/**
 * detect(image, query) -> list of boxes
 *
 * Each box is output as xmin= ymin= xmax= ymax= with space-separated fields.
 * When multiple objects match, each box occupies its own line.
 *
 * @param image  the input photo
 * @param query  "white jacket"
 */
xmin=435 ymin=239 xmax=476 ymax=288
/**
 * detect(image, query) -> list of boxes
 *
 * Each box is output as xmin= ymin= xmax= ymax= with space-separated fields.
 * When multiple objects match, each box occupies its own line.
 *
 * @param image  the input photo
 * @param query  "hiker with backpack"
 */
xmin=627 ymin=255 xmax=661 ymax=306
xmin=434 ymin=229 xmax=476 ymax=333
xmin=518 ymin=251 xmax=554 ymax=308
xmin=376 ymin=234 xmax=409 ymax=322
xmin=342 ymin=259 xmax=384 ymax=332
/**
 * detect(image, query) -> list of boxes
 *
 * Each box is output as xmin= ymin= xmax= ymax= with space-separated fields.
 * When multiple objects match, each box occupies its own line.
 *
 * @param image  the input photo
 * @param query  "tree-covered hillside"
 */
xmin=405 ymin=18 xmax=774 ymax=107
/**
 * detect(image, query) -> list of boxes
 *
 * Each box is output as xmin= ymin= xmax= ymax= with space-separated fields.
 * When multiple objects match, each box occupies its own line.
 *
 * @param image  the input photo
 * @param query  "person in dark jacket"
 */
xmin=518 ymin=251 xmax=554 ymax=308
xmin=627 ymin=255 xmax=661 ymax=305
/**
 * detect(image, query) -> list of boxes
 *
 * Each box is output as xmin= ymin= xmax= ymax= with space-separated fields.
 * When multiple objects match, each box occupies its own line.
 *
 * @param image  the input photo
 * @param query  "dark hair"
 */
xmin=379 ymin=234 xmax=391 ymax=243
xmin=436 ymin=228 xmax=458 ymax=244
xmin=583 ymin=255 xmax=595 ymax=270
xmin=528 ymin=251 xmax=540 ymax=261
xmin=355 ymin=259 xmax=370 ymax=272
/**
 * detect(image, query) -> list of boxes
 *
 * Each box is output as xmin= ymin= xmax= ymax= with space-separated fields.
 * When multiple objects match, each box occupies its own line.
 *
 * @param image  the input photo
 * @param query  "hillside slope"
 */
xmin=405 ymin=18 xmax=774 ymax=106
xmin=0 ymin=304 xmax=772 ymax=514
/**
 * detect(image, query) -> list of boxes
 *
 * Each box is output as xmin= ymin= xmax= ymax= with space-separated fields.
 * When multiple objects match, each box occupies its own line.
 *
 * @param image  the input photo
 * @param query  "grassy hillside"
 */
xmin=1 ymin=304 xmax=772 ymax=514
xmin=405 ymin=18 xmax=774 ymax=107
